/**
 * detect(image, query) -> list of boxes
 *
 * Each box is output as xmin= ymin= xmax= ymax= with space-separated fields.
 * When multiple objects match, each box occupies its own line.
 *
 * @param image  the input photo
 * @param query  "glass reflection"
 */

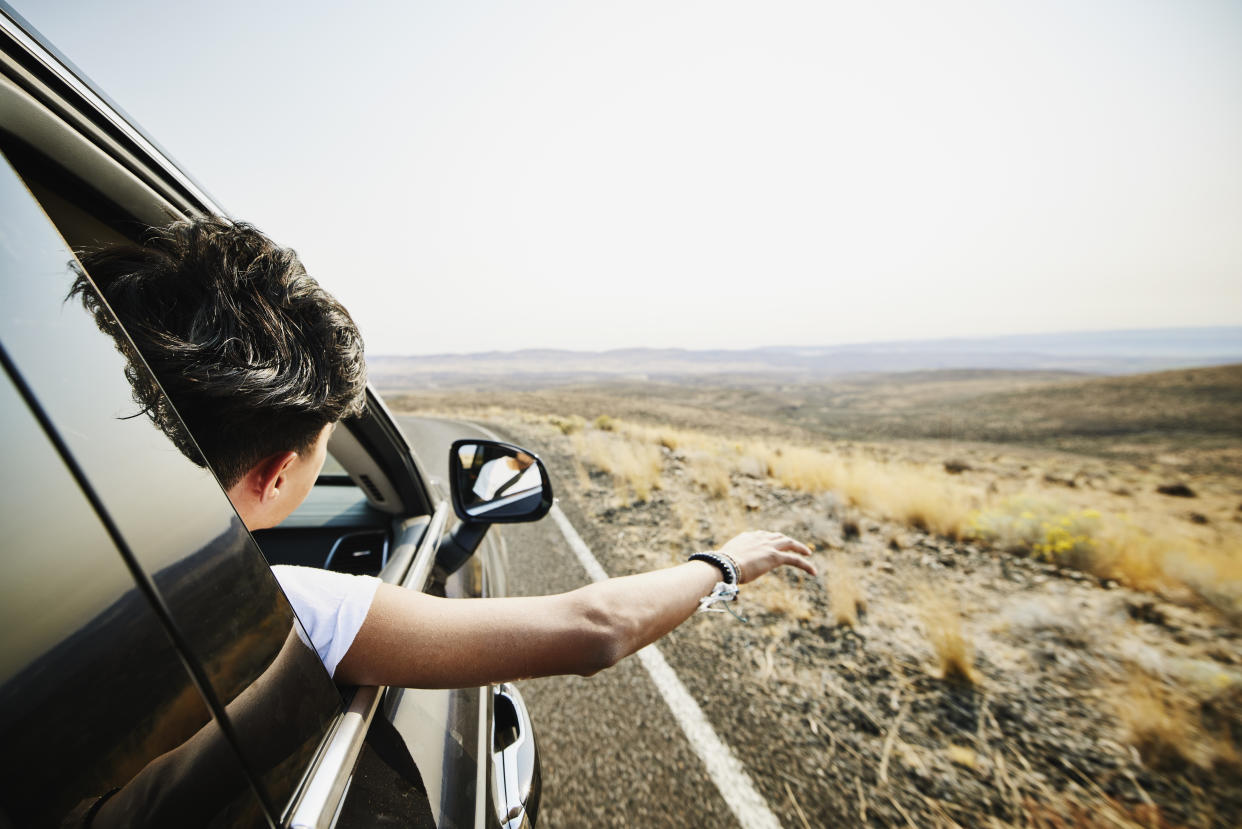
xmin=0 ymin=371 xmax=265 ymax=827
xmin=0 ymin=155 xmax=340 ymax=817
xmin=455 ymin=442 xmax=543 ymax=518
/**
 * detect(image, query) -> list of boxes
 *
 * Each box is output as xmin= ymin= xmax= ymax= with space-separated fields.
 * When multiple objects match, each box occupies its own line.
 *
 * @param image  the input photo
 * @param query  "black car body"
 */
xmin=0 ymin=5 xmax=539 ymax=827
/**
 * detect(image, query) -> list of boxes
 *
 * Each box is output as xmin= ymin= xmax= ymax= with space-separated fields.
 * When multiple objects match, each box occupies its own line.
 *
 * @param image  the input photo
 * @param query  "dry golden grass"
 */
xmin=945 ymin=744 xmax=978 ymax=770
xmin=842 ymin=459 xmax=976 ymax=540
xmin=671 ymin=497 xmax=702 ymax=546
xmin=918 ymin=592 xmax=979 ymax=684
xmin=973 ymin=496 xmax=1242 ymax=616
xmin=445 ymin=407 xmax=1242 ymax=616
xmin=709 ymin=498 xmax=750 ymax=545
xmin=1105 ymin=524 xmax=1242 ymax=618
xmin=1117 ymin=672 xmax=1231 ymax=771
xmin=763 ymin=445 xmax=845 ymax=492
xmin=750 ymin=575 xmax=816 ymax=621
xmin=827 ymin=554 xmax=865 ymax=627
xmin=688 ymin=452 xmax=732 ymax=498
xmin=548 ymin=414 xmax=586 ymax=435
xmin=570 ymin=429 xmax=662 ymax=503
xmin=578 ymin=415 xmax=979 ymax=540
xmin=743 ymin=441 xmax=980 ymax=539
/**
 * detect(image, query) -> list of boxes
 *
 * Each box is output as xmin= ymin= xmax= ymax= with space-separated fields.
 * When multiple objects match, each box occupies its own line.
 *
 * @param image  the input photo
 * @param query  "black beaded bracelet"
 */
xmin=688 ymin=551 xmax=739 ymax=585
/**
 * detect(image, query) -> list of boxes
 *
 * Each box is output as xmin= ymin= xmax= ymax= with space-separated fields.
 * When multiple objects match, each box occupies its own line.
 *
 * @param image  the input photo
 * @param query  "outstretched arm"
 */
xmin=333 ymin=531 xmax=814 ymax=688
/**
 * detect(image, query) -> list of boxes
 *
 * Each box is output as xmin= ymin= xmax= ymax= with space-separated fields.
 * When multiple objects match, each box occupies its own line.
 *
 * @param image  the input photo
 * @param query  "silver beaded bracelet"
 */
xmin=688 ymin=552 xmax=747 ymax=621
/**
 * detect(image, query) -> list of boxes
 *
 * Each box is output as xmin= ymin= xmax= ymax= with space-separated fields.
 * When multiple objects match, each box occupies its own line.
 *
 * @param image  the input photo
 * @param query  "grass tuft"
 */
xmin=570 ymin=430 xmax=662 ymax=504
xmin=919 ymin=592 xmax=979 ymax=684
xmin=688 ymin=453 xmax=732 ymax=499
xmin=1118 ymin=673 xmax=1230 ymax=771
xmin=827 ymin=554 xmax=865 ymax=627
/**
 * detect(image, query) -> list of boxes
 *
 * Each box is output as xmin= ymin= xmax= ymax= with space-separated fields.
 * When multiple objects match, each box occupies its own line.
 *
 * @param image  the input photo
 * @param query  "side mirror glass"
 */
xmin=448 ymin=439 xmax=554 ymax=523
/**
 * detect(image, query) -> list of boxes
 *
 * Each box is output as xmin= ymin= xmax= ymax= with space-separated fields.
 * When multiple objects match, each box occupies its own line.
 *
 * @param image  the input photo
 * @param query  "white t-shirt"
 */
xmin=472 ymin=457 xmax=541 ymax=501
xmin=272 ymin=565 xmax=382 ymax=678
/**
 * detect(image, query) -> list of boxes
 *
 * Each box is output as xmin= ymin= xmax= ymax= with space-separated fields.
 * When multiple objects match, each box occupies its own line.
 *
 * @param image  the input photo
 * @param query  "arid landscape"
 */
xmin=388 ymin=361 xmax=1242 ymax=827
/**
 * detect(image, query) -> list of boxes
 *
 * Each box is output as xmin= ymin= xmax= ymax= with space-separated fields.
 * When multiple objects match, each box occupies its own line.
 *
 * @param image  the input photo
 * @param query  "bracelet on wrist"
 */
xmin=688 ymin=551 xmax=739 ymax=585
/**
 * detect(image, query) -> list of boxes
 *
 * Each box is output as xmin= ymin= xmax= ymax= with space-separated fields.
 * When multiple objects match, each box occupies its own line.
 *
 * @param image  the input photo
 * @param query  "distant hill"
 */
xmin=923 ymin=362 xmax=1242 ymax=445
xmin=371 ymin=326 xmax=1242 ymax=388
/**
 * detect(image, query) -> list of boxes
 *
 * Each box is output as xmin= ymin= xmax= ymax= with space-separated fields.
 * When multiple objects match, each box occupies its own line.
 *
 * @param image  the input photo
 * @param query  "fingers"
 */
xmin=764 ymin=533 xmax=815 ymax=576
xmin=773 ymin=535 xmax=813 ymax=557
xmin=781 ymin=551 xmax=818 ymax=577
xmin=754 ymin=531 xmax=813 ymax=558
xmin=721 ymin=530 xmax=816 ymax=581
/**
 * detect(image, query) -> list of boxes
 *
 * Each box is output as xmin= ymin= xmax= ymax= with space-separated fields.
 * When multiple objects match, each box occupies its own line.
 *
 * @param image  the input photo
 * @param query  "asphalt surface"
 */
xmin=397 ymin=416 xmax=744 ymax=829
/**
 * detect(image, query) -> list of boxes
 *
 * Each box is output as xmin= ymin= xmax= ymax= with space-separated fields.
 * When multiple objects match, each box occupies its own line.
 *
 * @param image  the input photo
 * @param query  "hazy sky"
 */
xmin=12 ymin=0 xmax=1242 ymax=355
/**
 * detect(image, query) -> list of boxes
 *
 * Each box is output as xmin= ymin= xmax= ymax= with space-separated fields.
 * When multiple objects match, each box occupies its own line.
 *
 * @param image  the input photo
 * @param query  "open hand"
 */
xmin=718 ymin=530 xmax=816 ymax=583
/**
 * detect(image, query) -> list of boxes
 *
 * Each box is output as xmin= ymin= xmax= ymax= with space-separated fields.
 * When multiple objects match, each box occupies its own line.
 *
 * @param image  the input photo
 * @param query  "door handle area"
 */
xmin=492 ymin=683 xmax=540 ymax=829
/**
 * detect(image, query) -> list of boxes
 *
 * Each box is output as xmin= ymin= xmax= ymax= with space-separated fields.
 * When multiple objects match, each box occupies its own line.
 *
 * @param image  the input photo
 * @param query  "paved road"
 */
xmin=397 ymin=415 xmax=746 ymax=828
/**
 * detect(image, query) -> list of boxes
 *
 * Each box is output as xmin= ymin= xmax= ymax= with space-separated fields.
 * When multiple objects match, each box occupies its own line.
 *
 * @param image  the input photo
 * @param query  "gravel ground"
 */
xmin=483 ymin=416 xmax=1242 ymax=829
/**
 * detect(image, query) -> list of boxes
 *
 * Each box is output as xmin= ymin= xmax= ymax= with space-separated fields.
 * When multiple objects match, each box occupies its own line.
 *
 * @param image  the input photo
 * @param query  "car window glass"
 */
xmin=0 ymin=369 xmax=268 ymax=828
xmin=0 ymin=152 xmax=343 ymax=819
xmin=318 ymin=448 xmax=350 ymax=479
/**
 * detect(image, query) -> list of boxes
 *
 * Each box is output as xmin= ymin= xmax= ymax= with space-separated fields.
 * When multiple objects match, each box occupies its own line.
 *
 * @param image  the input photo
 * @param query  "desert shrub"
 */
xmin=840 ymin=513 xmax=860 ymax=539
xmin=1033 ymin=510 xmax=1101 ymax=568
xmin=548 ymin=414 xmax=586 ymax=435
xmin=970 ymin=495 xmax=1061 ymax=552
xmin=971 ymin=497 xmax=1103 ymax=570
xmin=733 ymin=453 xmax=768 ymax=479
xmin=592 ymin=414 xmax=615 ymax=431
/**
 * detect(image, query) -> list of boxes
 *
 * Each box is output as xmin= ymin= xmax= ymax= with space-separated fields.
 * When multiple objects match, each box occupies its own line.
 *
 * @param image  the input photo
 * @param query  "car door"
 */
xmin=0 ymin=148 xmax=284 ymax=827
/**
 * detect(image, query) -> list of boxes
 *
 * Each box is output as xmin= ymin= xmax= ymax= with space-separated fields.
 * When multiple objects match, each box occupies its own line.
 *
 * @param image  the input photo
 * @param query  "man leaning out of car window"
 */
xmin=72 ymin=217 xmax=817 ymax=689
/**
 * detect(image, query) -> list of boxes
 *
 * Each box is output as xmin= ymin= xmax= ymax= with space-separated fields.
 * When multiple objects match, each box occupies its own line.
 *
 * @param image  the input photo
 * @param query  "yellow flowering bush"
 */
xmin=970 ymin=498 xmax=1102 ymax=571
xmin=1032 ymin=509 xmax=1101 ymax=570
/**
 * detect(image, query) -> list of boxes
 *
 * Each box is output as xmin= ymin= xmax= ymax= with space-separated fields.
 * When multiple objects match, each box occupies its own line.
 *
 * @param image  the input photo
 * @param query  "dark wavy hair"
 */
xmin=71 ymin=217 xmax=366 ymax=488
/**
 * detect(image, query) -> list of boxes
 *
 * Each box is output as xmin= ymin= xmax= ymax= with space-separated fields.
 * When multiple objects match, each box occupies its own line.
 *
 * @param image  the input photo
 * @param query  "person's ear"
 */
xmin=255 ymin=451 xmax=299 ymax=503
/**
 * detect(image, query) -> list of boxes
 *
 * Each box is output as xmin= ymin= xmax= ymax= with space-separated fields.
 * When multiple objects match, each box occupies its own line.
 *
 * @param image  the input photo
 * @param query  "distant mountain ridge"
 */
xmin=370 ymin=326 xmax=1242 ymax=387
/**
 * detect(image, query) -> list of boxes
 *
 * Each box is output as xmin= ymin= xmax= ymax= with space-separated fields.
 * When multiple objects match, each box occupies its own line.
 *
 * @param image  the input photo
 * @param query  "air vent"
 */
xmin=357 ymin=474 xmax=385 ymax=503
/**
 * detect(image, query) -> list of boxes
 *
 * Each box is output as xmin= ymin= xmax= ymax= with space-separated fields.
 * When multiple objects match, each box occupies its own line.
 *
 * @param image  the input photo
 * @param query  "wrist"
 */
xmin=687 ymin=551 xmax=739 ymax=585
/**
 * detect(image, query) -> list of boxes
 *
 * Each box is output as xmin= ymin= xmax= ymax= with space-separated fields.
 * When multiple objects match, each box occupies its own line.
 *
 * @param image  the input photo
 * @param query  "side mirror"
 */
xmin=448 ymin=439 xmax=554 ymax=524
xmin=439 ymin=440 xmax=554 ymax=575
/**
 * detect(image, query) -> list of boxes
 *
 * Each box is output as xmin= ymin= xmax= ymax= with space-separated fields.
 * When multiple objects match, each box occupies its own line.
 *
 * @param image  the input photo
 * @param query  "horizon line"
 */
xmin=370 ymin=323 xmax=1242 ymax=360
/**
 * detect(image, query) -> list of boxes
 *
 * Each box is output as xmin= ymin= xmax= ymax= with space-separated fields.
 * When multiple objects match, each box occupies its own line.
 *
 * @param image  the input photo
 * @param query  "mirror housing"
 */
xmin=438 ymin=439 xmax=554 ymax=575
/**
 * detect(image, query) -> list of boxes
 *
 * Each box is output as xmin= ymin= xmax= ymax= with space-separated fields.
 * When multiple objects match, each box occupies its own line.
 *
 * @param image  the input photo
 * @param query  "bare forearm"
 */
xmin=336 ymin=531 xmax=813 ymax=689
xmin=569 ymin=561 xmax=721 ymax=667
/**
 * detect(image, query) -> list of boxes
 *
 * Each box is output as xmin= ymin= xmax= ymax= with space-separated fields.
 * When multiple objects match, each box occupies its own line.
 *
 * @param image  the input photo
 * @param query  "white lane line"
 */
xmin=549 ymin=505 xmax=782 ymax=829
xmin=464 ymin=420 xmax=783 ymax=828
xmin=547 ymin=505 xmax=610 ymax=582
